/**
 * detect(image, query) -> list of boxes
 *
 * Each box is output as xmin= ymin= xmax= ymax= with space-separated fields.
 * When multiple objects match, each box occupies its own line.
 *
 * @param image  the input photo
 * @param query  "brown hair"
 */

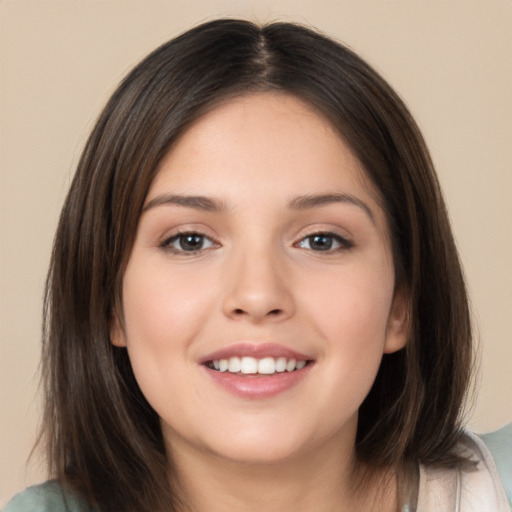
xmin=41 ymin=18 xmax=473 ymax=511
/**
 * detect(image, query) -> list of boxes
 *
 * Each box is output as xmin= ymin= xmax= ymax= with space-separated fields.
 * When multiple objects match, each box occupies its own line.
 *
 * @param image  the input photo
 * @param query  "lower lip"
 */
xmin=203 ymin=364 xmax=313 ymax=399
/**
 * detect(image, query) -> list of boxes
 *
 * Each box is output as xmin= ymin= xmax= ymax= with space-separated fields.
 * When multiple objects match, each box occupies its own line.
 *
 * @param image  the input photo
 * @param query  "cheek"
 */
xmin=300 ymin=259 xmax=395 ymax=391
xmin=119 ymin=259 xmax=215 ymax=401
xmin=302 ymin=258 xmax=394 ymax=341
xmin=122 ymin=258 xmax=217 ymax=346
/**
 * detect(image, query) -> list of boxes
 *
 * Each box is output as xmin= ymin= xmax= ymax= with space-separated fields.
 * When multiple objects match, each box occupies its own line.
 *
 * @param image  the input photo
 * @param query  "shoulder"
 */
xmin=479 ymin=423 xmax=512 ymax=506
xmin=417 ymin=430 xmax=511 ymax=511
xmin=4 ymin=481 xmax=92 ymax=512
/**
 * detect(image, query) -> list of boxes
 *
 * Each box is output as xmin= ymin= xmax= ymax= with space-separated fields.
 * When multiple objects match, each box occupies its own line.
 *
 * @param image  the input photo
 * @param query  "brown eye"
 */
xmin=298 ymin=233 xmax=352 ymax=252
xmin=162 ymin=232 xmax=216 ymax=253
xmin=178 ymin=234 xmax=205 ymax=251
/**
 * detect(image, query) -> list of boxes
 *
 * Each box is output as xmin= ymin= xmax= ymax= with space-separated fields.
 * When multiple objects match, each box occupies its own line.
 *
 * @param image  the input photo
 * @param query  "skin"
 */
xmin=112 ymin=92 xmax=407 ymax=511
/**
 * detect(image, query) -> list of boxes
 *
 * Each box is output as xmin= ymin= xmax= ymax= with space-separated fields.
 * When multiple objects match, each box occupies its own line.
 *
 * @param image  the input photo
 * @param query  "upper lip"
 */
xmin=199 ymin=343 xmax=312 ymax=364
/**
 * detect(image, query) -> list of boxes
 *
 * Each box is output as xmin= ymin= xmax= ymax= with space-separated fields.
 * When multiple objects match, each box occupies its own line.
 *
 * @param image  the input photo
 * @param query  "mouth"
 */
xmin=204 ymin=356 xmax=311 ymax=375
xmin=200 ymin=344 xmax=314 ymax=399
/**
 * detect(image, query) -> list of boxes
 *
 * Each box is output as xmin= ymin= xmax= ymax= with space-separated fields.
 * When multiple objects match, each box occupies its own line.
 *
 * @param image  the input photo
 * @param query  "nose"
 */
xmin=222 ymin=247 xmax=295 ymax=323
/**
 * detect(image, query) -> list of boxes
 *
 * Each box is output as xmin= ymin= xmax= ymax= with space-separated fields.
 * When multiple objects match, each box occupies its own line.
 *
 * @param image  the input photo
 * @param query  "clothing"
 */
xmin=480 ymin=422 xmax=512 ymax=505
xmin=413 ymin=431 xmax=510 ymax=511
xmin=4 ymin=480 xmax=89 ymax=512
xmin=5 ymin=428 xmax=511 ymax=512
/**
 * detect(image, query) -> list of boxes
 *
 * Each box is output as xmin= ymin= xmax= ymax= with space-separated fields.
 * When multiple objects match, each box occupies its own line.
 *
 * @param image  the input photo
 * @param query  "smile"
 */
xmin=200 ymin=344 xmax=314 ymax=399
xmin=206 ymin=356 xmax=308 ymax=375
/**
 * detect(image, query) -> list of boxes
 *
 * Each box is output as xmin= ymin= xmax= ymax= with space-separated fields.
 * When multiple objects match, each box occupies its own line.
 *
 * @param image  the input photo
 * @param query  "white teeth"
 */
xmin=210 ymin=356 xmax=308 ymax=375
xmin=228 ymin=357 xmax=241 ymax=373
xmin=275 ymin=357 xmax=287 ymax=372
xmin=240 ymin=356 xmax=258 ymax=374
xmin=286 ymin=358 xmax=297 ymax=372
xmin=258 ymin=357 xmax=276 ymax=374
xmin=296 ymin=360 xmax=306 ymax=370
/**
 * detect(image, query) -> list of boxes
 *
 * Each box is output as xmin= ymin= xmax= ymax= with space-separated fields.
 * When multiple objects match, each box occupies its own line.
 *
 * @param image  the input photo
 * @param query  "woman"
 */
xmin=5 ymin=19 xmax=510 ymax=512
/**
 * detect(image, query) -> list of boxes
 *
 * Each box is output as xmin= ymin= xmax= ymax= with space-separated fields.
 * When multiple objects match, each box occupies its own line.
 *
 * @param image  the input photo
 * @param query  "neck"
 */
xmin=168 ymin=434 xmax=397 ymax=512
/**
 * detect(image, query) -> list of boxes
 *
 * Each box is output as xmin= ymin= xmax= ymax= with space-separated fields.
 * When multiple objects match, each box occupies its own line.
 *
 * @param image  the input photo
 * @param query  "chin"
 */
xmin=207 ymin=436 xmax=307 ymax=466
xmin=167 ymin=419 xmax=310 ymax=466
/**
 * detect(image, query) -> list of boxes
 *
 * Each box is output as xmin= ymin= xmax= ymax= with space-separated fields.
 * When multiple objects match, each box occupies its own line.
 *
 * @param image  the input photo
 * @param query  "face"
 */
xmin=112 ymin=93 xmax=407 ymax=466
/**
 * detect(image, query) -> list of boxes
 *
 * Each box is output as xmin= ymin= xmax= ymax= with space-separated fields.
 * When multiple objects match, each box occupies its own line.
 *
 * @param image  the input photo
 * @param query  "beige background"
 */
xmin=1 ymin=0 xmax=511 ymax=506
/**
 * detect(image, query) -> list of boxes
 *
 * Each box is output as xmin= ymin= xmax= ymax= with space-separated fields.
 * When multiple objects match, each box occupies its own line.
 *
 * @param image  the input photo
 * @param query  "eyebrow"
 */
xmin=288 ymin=193 xmax=375 ymax=223
xmin=142 ymin=194 xmax=228 ymax=213
xmin=142 ymin=192 xmax=375 ymax=223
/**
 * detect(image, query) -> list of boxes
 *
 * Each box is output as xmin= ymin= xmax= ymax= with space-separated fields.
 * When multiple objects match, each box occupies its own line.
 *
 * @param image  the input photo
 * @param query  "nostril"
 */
xmin=232 ymin=308 xmax=282 ymax=316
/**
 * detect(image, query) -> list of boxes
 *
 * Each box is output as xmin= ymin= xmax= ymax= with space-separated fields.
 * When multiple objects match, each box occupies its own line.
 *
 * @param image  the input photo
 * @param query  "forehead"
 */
xmin=151 ymin=92 xmax=380 ymax=203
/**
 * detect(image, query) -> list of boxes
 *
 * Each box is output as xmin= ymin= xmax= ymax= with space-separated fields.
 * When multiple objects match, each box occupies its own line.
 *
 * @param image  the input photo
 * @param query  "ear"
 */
xmin=383 ymin=286 xmax=409 ymax=354
xmin=110 ymin=312 xmax=127 ymax=347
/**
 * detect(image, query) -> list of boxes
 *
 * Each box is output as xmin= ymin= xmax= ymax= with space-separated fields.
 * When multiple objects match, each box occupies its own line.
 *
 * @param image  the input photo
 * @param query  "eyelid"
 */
xmin=294 ymin=230 xmax=354 ymax=252
xmin=159 ymin=230 xmax=220 ymax=254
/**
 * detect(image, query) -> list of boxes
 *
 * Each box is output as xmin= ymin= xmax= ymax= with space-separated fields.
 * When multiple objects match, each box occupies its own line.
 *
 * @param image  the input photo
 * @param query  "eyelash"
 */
xmin=296 ymin=232 xmax=353 ymax=252
xmin=159 ymin=231 xmax=353 ymax=255
xmin=159 ymin=231 xmax=218 ymax=254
